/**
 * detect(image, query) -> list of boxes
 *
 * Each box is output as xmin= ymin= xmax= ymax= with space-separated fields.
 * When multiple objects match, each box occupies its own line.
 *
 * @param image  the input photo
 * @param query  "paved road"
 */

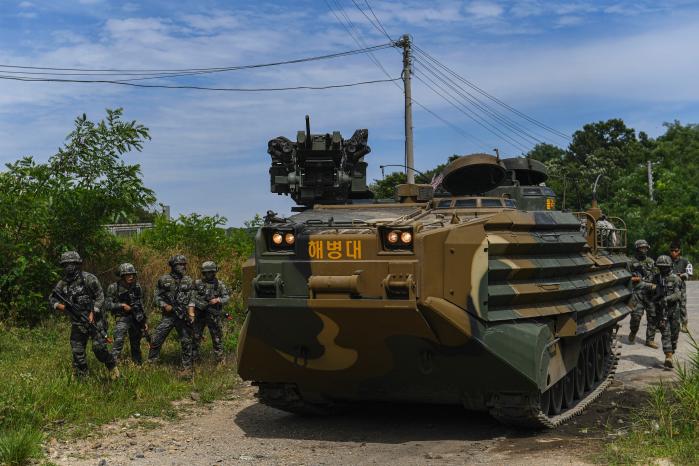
xmin=615 ymin=280 xmax=698 ymax=386
xmin=54 ymin=283 xmax=699 ymax=466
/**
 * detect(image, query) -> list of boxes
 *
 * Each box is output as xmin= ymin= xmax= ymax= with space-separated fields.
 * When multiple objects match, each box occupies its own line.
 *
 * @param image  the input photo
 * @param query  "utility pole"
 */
xmin=400 ymin=34 xmax=415 ymax=184
xmin=647 ymin=160 xmax=654 ymax=201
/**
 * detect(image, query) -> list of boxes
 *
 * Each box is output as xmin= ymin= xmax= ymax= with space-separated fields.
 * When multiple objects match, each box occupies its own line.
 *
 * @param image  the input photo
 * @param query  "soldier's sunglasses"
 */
xmin=671 ymin=248 xmax=680 ymax=252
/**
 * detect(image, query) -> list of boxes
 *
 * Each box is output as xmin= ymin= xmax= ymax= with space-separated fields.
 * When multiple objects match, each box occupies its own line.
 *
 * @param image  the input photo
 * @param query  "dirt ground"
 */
xmin=51 ymin=283 xmax=699 ymax=465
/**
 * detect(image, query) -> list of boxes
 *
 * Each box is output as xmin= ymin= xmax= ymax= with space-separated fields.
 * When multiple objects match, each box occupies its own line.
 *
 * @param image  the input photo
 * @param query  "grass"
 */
xmin=0 ymin=428 xmax=43 ymax=466
xmin=0 ymin=315 xmax=244 ymax=465
xmin=606 ymin=336 xmax=699 ymax=464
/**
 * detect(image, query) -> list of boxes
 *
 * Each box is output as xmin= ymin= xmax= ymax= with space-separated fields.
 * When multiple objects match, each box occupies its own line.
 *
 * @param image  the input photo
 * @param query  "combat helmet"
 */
xmin=59 ymin=251 xmax=82 ymax=264
xmin=201 ymin=261 xmax=218 ymax=272
xmin=656 ymin=255 xmax=672 ymax=267
xmin=168 ymin=255 xmax=187 ymax=267
xmin=634 ymin=239 xmax=649 ymax=249
xmin=118 ymin=263 xmax=138 ymax=276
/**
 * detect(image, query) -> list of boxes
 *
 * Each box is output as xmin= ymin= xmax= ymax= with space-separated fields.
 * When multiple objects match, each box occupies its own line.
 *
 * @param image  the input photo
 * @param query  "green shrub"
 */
xmin=0 ymin=428 xmax=43 ymax=466
xmin=607 ymin=337 xmax=699 ymax=464
xmin=0 ymin=109 xmax=154 ymax=326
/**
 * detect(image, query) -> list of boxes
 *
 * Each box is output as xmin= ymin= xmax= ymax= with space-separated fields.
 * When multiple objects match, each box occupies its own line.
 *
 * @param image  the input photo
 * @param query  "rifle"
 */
xmin=161 ymin=281 xmax=194 ymax=327
xmin=51 ymin=289 xmax=112 ymax=344
xmin=119 ymin=287 xmax=152 ymax=345
xmin=652 ymin=274 xmax=669 ymax=331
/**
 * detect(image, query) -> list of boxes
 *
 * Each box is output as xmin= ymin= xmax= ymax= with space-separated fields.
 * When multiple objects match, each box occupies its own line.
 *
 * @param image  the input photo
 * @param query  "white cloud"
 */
xmin=465 ymin=1 xmax=504 ymax=19
xmin=18 ymin=1 xmax=34 ymax=8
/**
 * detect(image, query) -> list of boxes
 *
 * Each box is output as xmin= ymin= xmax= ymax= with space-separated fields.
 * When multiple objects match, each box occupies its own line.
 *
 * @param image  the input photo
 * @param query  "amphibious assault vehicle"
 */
xmin=237 ymin=117 xmax=632 ymax=428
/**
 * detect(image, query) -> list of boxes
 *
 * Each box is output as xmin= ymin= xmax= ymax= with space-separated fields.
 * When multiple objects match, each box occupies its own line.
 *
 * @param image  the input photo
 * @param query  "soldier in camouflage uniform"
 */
xmin=628 ymin=239 xmax=658 ymax=347
xmin=49 ymin=251 xmax=119 ymax=379
xmin=105 ymin=263 xmax=146 ymax=365
xmin=669 ymin=240 xmax=693 ymax=333
xmin=192 ymin=261 xmax=230 ymax=363
xmin=638 ymin=255 xmax=683 ymax=369
xmin=147 ymin=255 xmax=195 ymax=372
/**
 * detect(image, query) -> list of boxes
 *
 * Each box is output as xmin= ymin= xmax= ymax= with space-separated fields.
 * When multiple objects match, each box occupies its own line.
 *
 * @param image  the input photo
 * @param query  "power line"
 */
xmin=413 ymin=44 xmax=571 ymax=141
xmin=413 ymin=57 xmax=540 ymax=148
xmin=0 ymin=43 xmax=393 ymax=75
xmin=412 ymin=64 xmax=527 ymax=152
xmin=0 ymin=74 xmax=401 ymax=92
xmin=363 ymin=0 xmax=393 ymax=40
xmin=331 ymin=0 xmax=489 ymax=150
xmin=413 ymin=52 xmax=548 ymax=146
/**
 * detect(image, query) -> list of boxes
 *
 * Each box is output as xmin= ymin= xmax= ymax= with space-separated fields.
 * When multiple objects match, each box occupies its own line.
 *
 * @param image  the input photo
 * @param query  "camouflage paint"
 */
xmin=237 ymin=203 xmax=632 ymax=410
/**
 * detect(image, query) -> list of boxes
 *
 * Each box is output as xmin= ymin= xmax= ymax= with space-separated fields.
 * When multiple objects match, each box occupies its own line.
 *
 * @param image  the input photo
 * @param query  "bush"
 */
xmin=0 ymin=109 xmax=154 ymax=326
xmin=607 ymin=336 xmax=699 ymax=464
xmin=0 ymin=428 xmax=43 ymax=466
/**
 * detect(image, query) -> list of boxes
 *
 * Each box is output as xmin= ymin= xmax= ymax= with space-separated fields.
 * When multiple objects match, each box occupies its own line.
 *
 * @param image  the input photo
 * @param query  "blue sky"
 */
xmin=1 ymin=0 xmax=698 ymax=225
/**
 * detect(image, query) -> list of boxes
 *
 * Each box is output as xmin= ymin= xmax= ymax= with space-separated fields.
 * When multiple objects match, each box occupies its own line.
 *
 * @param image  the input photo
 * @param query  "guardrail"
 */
xmin=103 ymin=223 xmax=153 ymax=236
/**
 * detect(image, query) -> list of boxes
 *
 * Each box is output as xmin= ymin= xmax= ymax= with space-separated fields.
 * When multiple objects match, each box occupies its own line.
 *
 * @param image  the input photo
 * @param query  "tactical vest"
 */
xmin=115 ymin=283 xmax=143 ymax=317
xmin=160 ymin=274 xmax=193 ymax=311
xmin=63 ymin=273 xmax=94 ymax=321
xmin=197 ymin=279 xmax=223 ymax=313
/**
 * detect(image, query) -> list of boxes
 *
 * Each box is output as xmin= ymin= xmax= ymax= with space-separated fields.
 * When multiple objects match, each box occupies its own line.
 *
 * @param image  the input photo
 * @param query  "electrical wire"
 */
xmin=331 ymin=0 xmax=489 ymax=150
xmin=0 ymin=43 xmax=393 ymax=75
xmin=412 ymin=65 xmax=528 ymax=153
xmin=413 ymin=53 xmax=547 ymax=146
xmin=363 ymin=0 xmax=393 ymax=41
xmin=413 ymin=57 xmax=540 ymax=148
xmin=0 ymin=74 xmax=401 ymax=92
xmin=413 ymin=44 xmax=571 ymax=141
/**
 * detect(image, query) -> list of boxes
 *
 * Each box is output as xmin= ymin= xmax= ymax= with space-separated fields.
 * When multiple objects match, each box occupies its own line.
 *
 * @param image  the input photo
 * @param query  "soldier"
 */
xmin=640 ymin=255 xmax=683 ymax=369
xmin=669 ymin=240 xmax=693 ymax=333
xmin=629 ymin=239 xmax=658 ymax=347
xmin=192 ymin=261 xmax=230 ymax=364
xmin=105 ymin=263 xmax=146 ymax=365
xmin=147 ymin=255 xmax=195 ymax=373
xmin=49 ymin=251 xmax=120 ymax=379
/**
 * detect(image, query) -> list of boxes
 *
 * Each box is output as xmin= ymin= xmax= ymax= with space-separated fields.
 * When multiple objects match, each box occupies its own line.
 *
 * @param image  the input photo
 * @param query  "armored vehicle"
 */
xmin=237 ymin=117 xmax=632 ymax=428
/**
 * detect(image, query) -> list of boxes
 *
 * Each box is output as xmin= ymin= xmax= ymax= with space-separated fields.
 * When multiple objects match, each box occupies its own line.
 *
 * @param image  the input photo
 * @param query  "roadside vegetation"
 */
xmin=0 ymin=109 xmax=256 ymax=465
xmin=606 ymin=339 xmax=699 ymax=464
xmin=0 ymin=319 xmax=242 ymax=465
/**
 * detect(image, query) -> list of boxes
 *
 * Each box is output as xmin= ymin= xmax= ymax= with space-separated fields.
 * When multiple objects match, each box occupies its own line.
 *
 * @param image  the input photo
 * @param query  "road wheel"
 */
xmin=594 ymin=338 xmax=605 ymax=381
xmin=549 ymin=380 xmax=564 ymax=415
xmin=574 ymin=351 xmax=586 ymax=400
xmin=562 ymin=372 xmax=575 ymax=408
xmin=585 ymin=343 xmax=595 ymax=390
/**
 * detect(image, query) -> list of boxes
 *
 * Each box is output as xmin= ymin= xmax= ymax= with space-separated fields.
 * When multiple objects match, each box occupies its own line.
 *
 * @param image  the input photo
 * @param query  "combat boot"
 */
xmin=109 ymin=366 xmax=121 ymax=381
xmin=664 ymin=352 xmax=674 ymax=369
xmin=645 ymin=340 xmax=658 ymax=349
xmin=628 ymin=332 xmax=636 ymax=344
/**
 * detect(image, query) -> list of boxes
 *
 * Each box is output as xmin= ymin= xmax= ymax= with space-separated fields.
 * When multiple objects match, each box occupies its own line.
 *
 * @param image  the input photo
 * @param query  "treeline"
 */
xmin=528 ymin=119 xmax=699 ymax=261
xmin=0 ymin=109 xmax=257 ymax=326
xmin=369 ymin=118 xmax=699 ymax=261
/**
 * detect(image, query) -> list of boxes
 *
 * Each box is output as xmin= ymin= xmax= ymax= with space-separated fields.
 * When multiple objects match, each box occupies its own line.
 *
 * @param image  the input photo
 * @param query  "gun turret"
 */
xmin=268 ymin=115 xmax=373 ymax=206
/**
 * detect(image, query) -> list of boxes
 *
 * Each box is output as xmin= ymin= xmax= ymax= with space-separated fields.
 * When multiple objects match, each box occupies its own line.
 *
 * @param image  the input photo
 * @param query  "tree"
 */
xmin=0 ymin=109 xmax=154 ymax=324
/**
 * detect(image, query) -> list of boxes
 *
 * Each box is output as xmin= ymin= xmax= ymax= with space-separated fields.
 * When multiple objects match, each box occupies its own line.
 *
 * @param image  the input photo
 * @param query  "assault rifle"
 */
xmin=161 ymin=286 xmax=194 ymax=326
xmin=119 ymin=287 xmax=153 ymax=346
xmin=652 ymin=275 xmax=669 ymax=331
xmin=51 ymin=289 xmax=112 ymax=344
